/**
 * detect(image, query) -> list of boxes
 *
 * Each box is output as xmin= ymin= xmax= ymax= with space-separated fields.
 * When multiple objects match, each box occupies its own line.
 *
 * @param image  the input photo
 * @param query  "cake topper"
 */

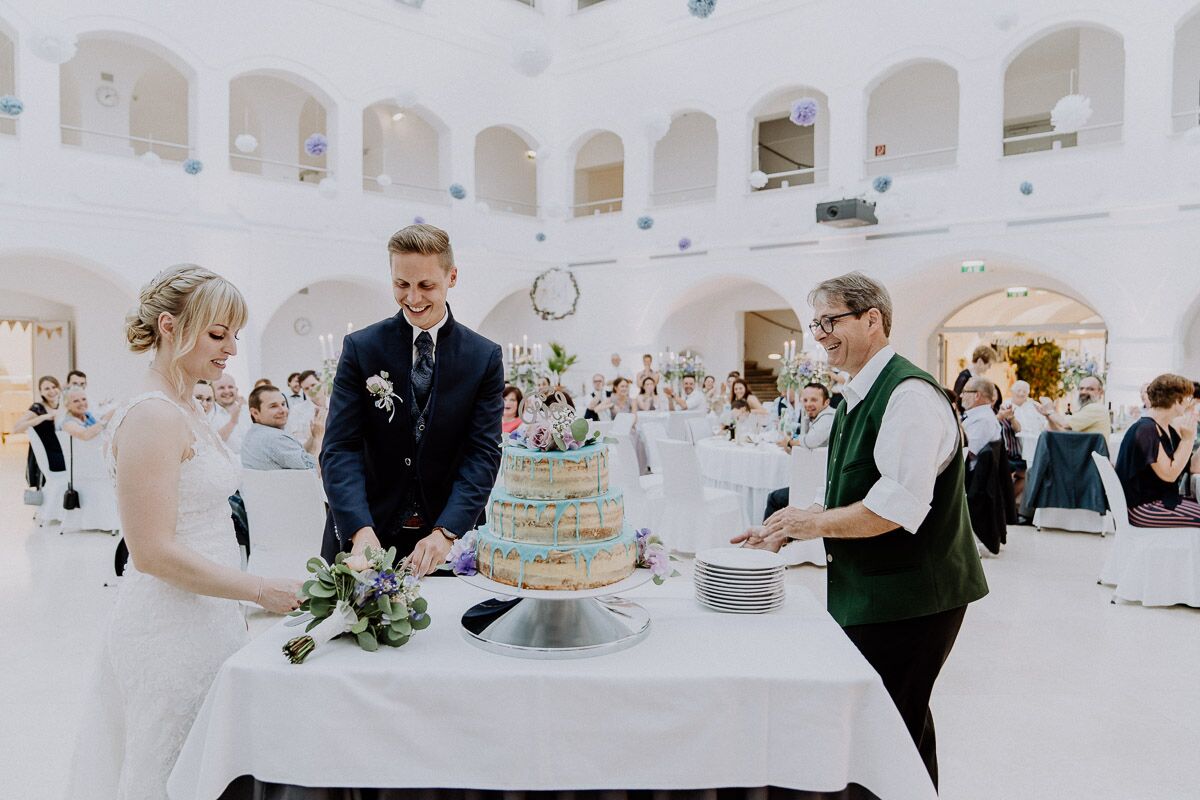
xmin=509 ymin=391 xmax=602 ymax=452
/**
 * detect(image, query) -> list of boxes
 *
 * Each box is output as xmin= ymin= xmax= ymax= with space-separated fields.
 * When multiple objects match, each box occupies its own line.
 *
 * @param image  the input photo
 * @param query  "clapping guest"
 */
xmin=664 ymin=374 xmax=706 ymax=411
xmin=702 ymin=375 xmax=723 ymax=415
xmin=585 ymin=373 xmax=612 ymax=421
xmin=211 ymin=374 xmax=250 ymax=453
xmin=241 ymin=385 xmax=318 ymax=471
xmin=285 ymin=369 xmax=327 ymax=448
xmin=502 ymin=386 xmax=524 ymax=435
xmin=1008 ymin=380 xmax=1044 ymax=435
xmin=1036 ymin=375 xmax=1111 ymax=435
xmin=13 ymin=375 xmax=65 ymax=489
xmin=1116 ymin=373 xmax=1200 ymax=528
xmin=193 ymin=380 xmax=215 ymax=417
xmin=609 ymin=377 xmax=636 ymax=419
xmin=636 ymin=376 xmax=661 ymax=411
xmin=61 ymin=387 xmax=112 ymax=441
xmin=635 ymin=354 xmax=661 ymax=389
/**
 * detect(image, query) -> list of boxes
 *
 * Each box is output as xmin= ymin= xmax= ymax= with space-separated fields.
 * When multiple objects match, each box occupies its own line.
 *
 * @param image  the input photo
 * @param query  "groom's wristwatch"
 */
xmin=435 ymin=526 xmax=458 ymax=542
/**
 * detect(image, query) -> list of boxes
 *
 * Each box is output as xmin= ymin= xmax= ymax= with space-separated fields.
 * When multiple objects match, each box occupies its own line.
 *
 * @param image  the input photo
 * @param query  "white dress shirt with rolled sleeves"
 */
xmin=813 ymin=346 xmax=961 ymax=534
xmin=962 ymin=404 xmax=1003 ymax=464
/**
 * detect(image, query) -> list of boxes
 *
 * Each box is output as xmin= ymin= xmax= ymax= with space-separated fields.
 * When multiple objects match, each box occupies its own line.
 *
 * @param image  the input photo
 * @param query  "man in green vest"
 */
xmin=733 ymin=271 xmax=987 ymax=789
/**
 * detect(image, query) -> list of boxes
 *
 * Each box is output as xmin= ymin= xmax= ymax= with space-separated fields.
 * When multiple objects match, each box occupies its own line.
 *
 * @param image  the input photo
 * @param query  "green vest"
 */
xmin=823 ymin=353 xmax=988 ymax=627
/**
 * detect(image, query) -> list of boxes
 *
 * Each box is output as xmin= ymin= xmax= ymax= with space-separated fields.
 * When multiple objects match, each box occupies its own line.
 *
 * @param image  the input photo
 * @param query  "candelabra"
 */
xmin=505 ymin=338 xmax=547 ymax=397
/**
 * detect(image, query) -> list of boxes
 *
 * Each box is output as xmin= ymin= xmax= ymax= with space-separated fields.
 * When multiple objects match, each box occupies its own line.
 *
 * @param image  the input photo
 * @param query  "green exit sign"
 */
xmin=1007 ymin=287 xmax=1029 ymax=298
xmin=961 ymin=260 xmax=986 ymax=273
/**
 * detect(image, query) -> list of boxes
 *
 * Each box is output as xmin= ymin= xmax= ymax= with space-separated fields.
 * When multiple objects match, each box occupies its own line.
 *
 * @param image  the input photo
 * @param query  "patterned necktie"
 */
xmin=412 ymin=331 xmax=434 ymax=412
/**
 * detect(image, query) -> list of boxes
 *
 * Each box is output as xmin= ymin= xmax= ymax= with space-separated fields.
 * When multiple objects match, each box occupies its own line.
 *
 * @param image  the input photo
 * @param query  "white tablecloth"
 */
xmin=169 ymin=578 xmax=935 ymax=800
xmin=695 ymin=438 xmax=791 ymax=526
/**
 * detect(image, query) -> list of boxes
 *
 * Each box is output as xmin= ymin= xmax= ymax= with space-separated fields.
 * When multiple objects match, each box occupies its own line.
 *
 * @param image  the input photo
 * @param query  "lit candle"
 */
xmin=523 ymin=334 xmax=528 ymax=350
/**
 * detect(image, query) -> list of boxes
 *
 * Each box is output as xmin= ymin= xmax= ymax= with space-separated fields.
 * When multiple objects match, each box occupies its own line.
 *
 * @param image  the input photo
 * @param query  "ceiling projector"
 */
xmin=816 ymin=198 xmax=878 ymax=228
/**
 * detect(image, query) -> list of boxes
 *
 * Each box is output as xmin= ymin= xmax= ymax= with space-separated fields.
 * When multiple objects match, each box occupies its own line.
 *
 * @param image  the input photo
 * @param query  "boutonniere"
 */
xmin=366 ymin=371 xmax=403 ymax=422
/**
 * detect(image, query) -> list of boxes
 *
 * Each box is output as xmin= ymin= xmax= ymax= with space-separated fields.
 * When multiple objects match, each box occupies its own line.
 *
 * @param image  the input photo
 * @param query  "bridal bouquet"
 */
xmin=282 ymin=547 xmax=430 ymax=664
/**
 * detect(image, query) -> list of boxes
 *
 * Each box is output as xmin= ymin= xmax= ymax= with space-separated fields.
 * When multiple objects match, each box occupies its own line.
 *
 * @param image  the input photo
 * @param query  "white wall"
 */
xmin=1076 ymin=27 xmax=1125 ymax=144
xmin=363 ymin=104 xmax=441 ymax=190
xmin=866 ymin=62 xmax=958 ymax=166
xmin=474 ymin=126 xmax=537 ymax=213
xmin=230 ymin=74 xmax=326 ymax=181
xmin=1173 ymin=14 xmax=1200 ymax=128
xmin=653 ymin=112 xmax=717 ymax=202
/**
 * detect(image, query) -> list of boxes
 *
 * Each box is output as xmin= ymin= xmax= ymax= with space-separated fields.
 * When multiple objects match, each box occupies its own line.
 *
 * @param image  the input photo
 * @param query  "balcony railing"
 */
xmin=362 ymin=175 xmax=447 ymax=204
xmin=477 ymin=193 xmax=538 ymax=216
xmin=59 ymin=125 xmax=191 ymax=159
xmin=571 ymin=196 xmax=623 ymax=217
xmin=1171 ymin=108 xmax=1200 ymax=134
xmin=752 ymin=165 xmax=829 ymax=192
xmin=864 ymin=146 xmax=957 ymax=176
xmin=230 ymin=152 xmax=330 ymax=183
xmin=1002 ymin=121 xmax=1122 ymax=156
xmin=651 ymin=183 xmax=717 ymax=206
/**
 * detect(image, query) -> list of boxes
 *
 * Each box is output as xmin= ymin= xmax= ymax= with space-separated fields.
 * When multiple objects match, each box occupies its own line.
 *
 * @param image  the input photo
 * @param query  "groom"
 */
xmin=320 ymin=224 xmax=504 ymax=577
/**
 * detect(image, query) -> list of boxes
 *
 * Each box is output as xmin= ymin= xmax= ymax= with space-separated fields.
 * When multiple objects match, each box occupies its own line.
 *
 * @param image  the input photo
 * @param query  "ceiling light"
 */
xmin=392 ymin=111 xmax=405 ymax=122
xmin=767 ymin=353 xmax=782 ymax=360
xmin=525 ymin=149 xmax=537 ymax=160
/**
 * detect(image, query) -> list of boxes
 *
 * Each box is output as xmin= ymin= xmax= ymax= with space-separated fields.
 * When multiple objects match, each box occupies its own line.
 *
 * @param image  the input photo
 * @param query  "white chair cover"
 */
xmin=1091 ymin=453 xmax=1200 ymax=607
xmin=240 ymin=468 xmax=327 ymax=580
xmin=656 ymin=439 xmax=743 ymax=554
xmin=27 ymin=431 xmax=68 ymax=527
xmin=686 ymin=416 xmax=713 ymax=445
xmin=610 ymin=413 xmax=635 ymax=438
xmin=608 ymin=435 xmax=662 ymax=532
xmin=780 ymin=447 xmax=828 ymax=566
xmin=58 ymin=431 xmax=121 ymax=533
xmin=592 ymin=421 xmax=613 ymax=438
xmin=667 ymin=410 xmax=706 ymax=442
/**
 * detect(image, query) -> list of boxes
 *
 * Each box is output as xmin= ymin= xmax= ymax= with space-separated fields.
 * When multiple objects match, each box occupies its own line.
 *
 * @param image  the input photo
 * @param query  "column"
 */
xmin=333 ymin=98 xmax=362 ymax=194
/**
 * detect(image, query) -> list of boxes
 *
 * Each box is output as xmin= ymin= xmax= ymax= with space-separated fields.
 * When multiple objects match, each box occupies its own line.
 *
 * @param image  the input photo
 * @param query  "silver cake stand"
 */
xmin=457 ymin=570 xmax=653 ymax=660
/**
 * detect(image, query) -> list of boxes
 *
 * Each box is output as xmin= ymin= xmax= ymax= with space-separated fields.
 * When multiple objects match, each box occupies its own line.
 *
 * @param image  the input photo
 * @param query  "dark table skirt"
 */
xmin=220 ymin=780 xmax=880 ymax=800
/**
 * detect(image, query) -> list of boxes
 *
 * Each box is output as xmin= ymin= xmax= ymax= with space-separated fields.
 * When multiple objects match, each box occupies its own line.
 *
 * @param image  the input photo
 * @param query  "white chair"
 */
xmin=780 ymin=447 xmax=829 ymax=566
xmin=686 ymin=416 xmax=714 ymax=444
xmin=639 ymin=420 xmax=670 ymax=474
xmin=58 ymin=431 xmax=121 ymax=534
xmin=1091 ymin=452 xmax=1200 ymax=607
xmin=656 ymin=439 xmax=743 ymax=555
xmin=240 ymin=469 xmax=327 ymax=580
xmin=667 ymin=409 xmax=705 ymax=442
xmin=27 ymin=432 xmax=68 ymax=527
xmin=610 ymin=412 xmax=635 ymax=438
xmin=592 ymin=420 xmax=613 ymax=438
xmin=608 ymin=436 xmax=663 ymax=532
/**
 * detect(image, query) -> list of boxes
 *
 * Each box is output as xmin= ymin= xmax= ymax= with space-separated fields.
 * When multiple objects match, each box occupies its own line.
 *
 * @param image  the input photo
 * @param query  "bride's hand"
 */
xmin=256 ymin=577 xmax=304 ymax=614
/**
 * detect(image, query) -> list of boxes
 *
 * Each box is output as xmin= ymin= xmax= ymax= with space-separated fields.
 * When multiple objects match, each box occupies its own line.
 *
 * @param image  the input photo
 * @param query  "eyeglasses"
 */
xmin=808 ymin=309 xmax=865 ymax=335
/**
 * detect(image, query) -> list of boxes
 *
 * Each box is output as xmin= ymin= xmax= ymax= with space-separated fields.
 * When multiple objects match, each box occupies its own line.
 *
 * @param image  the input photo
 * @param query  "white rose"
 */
xmin=366 ymin=376 xmax=387 ymax=393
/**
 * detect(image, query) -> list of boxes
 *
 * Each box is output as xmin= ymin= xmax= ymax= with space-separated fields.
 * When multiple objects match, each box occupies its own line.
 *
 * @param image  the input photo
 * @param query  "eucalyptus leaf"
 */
xmin=305 ymin=617 xmax=322 ymax=633
xmin=412 ymin=597 xmax=428 ymax=614
xmin=307 ymin=582 xmax=336 ymax=598
xmin=552 ymin=431 xmax=565 ymax=450
xmin=384 ymin=546 xmax=397 ymax=568
xmin=301 ymin=580 xmax=317 ymax=597
xmin=377 ymin=596 xmax=391 ymax=617
xmin=391 ymin=618 xmax=413 ymax=636
xmin=570 ymin=418 xmax=589 ymax=442
xmin=356 ymin=630 xmax=379 ymax=652
xmin=411 ymin=613 xmax=431 ymax=631
xmin=306 ymin=557 xmax=326 ymax=573
xmin=351 ymin=617 xmax=369 ymax=634
xmin=334 ymin=551 xmax=347 ymax=565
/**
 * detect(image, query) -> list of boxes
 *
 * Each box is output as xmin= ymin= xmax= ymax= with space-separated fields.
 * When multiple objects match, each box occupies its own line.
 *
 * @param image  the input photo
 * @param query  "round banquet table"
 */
xmin=168 ymin=576 xmax=936 ymax=800
xmin=694 ymin=437 xmax=790 ymax=526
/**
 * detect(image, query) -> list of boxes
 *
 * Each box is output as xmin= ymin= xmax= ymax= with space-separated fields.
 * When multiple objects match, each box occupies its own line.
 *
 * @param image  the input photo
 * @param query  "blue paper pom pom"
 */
xmin=637 ymin=216 xmax=654 ymax=230
xmin=1019 ymin=181 xmax=1034 ymax=196
xmin=536 ymin=232 xmax=546 ymax=242
xmin=449 ymin=183 xmax=466 ymax=200
xmin=304 ymin=133 xmax=328 ymax=157
xmin=678 ymin=237 xmax=692 ymax=251
xmin=790 ymin=97 xmax=818 ymax=127
xmin=872 ymin=175 xmax=892 ymax=193
xmin=183 ymin=158 xmax=203 ymax=175
xmin=688 ymin=0 xmax=717 ymax=18
xmin=0 ymin=95 xmax=24 ymax=116
xmin=413 ymin=216 xmax=425 ymax=224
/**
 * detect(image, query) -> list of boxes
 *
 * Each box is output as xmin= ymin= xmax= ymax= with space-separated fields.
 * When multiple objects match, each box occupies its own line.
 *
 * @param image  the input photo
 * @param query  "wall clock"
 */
xmin=293 ymin=317 xmax=312 ymax=336
xmin=95 ymin=85 xmax=120 ymax=107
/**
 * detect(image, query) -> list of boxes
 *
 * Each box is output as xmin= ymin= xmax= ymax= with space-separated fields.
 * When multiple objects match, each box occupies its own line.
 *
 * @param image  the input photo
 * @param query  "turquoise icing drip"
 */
xmin=488 ymin=489 xmax=626 ymax=544
xmin=478 ymin=525 xmax=638 ymax=589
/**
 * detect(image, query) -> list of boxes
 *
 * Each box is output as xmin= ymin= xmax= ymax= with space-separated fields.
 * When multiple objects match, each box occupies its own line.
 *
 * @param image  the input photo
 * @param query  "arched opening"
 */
xmin=1172 ymin=10 xmax=1200 ymax=133
xmin=60 ymin=35 xmax=192 ymax=160
xmin=229 ymin=71 xmax=333 ymax=184
xmin=259 ymin=279 xmax=394 ymax=386
xmin=652 ymin=111 xmax=717 ymax=206
xmin=865 ymin=61 xmax=959 ymax=175
xmin=474 ymin=125 xmax=538 ymax=216
xmin=572 ymin=131 xmax=624 ymax=217
xmin=0 ymin=252 xmax=136 ymax=439
xmin=0 ymin=24 xmax=15 ymax=136
xmin=362 ymin=101 xmax=445 ymax=202
xmin=750 ymin=86 xmax=830 ymax=191
xmin=1003 ymin=25 xmax=1125 ymax=156
xmin=935 ymin=288 xmax=1107 ymax=402
xmin=476 ymin=283 xmax=591 ymax=395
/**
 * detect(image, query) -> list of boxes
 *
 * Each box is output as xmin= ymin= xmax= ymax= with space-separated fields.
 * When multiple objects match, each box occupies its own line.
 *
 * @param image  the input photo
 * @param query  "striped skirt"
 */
xmin=1128 ymin=498 xmax=1200 ymax=528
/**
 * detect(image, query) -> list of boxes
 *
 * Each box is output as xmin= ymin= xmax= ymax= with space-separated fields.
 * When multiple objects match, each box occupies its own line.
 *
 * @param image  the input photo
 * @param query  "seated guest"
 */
xmin=253 ymin=378 xmax=272 ymax=389
xmin=635 ymin=354 xmax=661 ymax=389
xmin=961 ymin=378 xmax=1002 ymax=467
xmin=779 ymin=383 xmax=835 ymax=451
xmin=1115 ymin=373 xmax=1200 ymax=527
xmin=65 ymin=369 xmax=87 ymax=391
xmin=772 ymin=387 xmax=798 ymax=421
xmin=702 ymin=375 xmax=723 ymax=414
xmin=60 ymin=387 xmax=111 ymax=441
xmin=535 ymin=375 xmax=552 ymax=398
xmin=608 ymin=377 xmax=636 ymax=419
xmin=286 ymin=372 xmax=304 ymax=403
xmin=996 ymin=401 xmax=1028 ymax=514
xmin=635 ymin=376 xmax=661 ymax=411
xmin=211 ymin=374 xmax=251 ymax=453
xmin=241 ymin=385 xmax=318 ymax=471
xmin=1008 ymin=380 xmax=1044 ymax=436
xmin=585 ymin=374 xmax=612 ymax=421
xmin=721 ymin=398 xmax=751 ymax=436
xmin=551 ymin=386 xmax=575 ymax=408
xmin=13 ymin=375 xmax=65 ymax=488
xmin=664 ymin=374 xmax=706 ymax=411
xmin=954 ymin=345 xmax=998 ymax=413
xmin=502 ymin=386 xmax=524 ymax=435
xmin=285 ymin=369 xmax=327 ymax=448
xmin=1036 ymin=375 xmax=1111 ymax=435
xmin=730 ymin=378 xmax=767 ymax=414
xmin=193 ymin=380 xmax=215 ymax=418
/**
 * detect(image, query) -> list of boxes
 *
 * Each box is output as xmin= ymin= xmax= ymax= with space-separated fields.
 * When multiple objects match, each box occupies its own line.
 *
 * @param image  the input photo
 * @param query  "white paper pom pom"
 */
xmin=376 ymin=174 xmax=393 ymax=187
xmin=1050 ymin=94 xmax=1093 ymax=134
xmin=749 ymin=170 xmax=768 ymax=189
xmin=234 ymin=133 xmax=258 ymax=154
xmin=318 ymin=177 xmax=338 ymax=197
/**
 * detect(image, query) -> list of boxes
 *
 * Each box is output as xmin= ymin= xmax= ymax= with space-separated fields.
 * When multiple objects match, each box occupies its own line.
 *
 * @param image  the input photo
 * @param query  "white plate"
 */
xmin=696 ymin=560 xmax=786 ymax=574
xmin=695 ymin=547 xmax=787 ymax=571
xmin=695 ymin=589 xmax=786 ymax=607
xmin=695 ymin=583 xmax=785 ymax=601
xmin=695 ymin=565 xmax=786 ymax=581
xmin=693 ymin=574 xmax=785 ymax=593
xmin=696 ymin=596 xmax=785 ymax=614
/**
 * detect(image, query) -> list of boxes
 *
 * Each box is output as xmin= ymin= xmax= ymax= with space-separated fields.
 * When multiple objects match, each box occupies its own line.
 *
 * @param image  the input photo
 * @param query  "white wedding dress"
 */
xmin=67 ymin=391 xmax=248 ymax=800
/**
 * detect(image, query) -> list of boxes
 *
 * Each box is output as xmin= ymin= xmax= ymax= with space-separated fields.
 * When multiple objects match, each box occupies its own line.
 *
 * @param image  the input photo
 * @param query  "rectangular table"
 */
xmin=169 ymin=578 xmax=935 ymax=800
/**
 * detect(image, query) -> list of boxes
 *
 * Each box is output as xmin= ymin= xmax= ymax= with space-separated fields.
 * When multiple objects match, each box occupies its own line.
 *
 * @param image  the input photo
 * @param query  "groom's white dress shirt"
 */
xmin=813 ymin=346 xmax=961 ymax=535
xmin=404 ymin=309 xmax=448 ymax=364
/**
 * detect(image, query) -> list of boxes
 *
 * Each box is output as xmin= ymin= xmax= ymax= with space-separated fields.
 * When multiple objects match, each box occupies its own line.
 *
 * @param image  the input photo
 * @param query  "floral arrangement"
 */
xmin=1020 ymin=181 xmax=1034 ymax=196
xmin=283 ymin=548 xmax=430 ymax=664
xmin=872 ymin=175 xmax=893 ymax=193
xmin=366 ymin=370 xmax=402 ymax=422
xmin=1008 ymin=337 xmax=1062 ymax=400
xmin=776 ymin=352 xmax=832 ymax=393
xmin=505 ymin=349 xmax=547 ymax=397
xmin=1059 ymin=352 xmax=1104 ymax=395
xmin=444 ymin=531 xmax=478 ymax=576
xmin=183 ymin=158 xmax=203 ymax=175
xmin=530 ymin=267 xmax=580 ymax=321
xmin=687 ymin=0 xmax=717 ymax=18
xmin=637 ymin=215 xmax=654 ymax=230
xmin=509 ymin=392 xmax=603 ymax=453
xmin=0 ymin=95 xmax=24 ymax=116
xmin=663 ymin=351 xmax=705 ymax=385
xmin=635 ymin=529 xmax=680 ymax=584
xmin=449 ymin=183 xmax=466 ymax=200
xmin=790 ymin=97 xmax=819 ymax=127
xmin=304 ymin=133 xmax=328 ymax=157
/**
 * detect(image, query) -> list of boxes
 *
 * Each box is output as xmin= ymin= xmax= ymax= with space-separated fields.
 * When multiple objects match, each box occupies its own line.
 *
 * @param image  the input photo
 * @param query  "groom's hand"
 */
xmin=348 ymin=527 xmax=382 ymax=571
xmin=410 ymin=529 xmax=454 ymax=578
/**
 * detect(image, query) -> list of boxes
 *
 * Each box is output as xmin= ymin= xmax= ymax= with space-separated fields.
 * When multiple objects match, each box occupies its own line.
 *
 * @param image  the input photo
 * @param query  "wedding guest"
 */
xmin=585 ymin=373 xmax=612 ymax=421
xmin=193 ymin=380 xmax=215 ymax=417
xmin=730 ymin=378 xmax=766 ymax=413
xmin=721 ymin=371 xmax=741 ymax=403
xmin=286 ymin=372 xmax=304 ymax=403
xmin=722 ymin=398 xmax=750 ymax=436
xmin=779 ymin=383 xmax=835 ymax=451
xmin=605 ymin=353 xmax=624 ymax=384
xmin=609 ymin=377 xmax=636 ymax=419
xmin=960 ymin=378 xmax=1003 ymax=468
xmin=285 ymin=369 xmax=326 ymax=448
xmin=502 ymin=386 xmax=524 ymax=435
xmin=953 ymin=345 xmax=998 ymax=411
xmin=551 ymin=386 xmax=575 ymax=408
xmin=636 ymin=376 xmax=661 ymax=411
xmin=242 ymin=385 xmax=318 ymax=471
xmin=664 ymin=374 xmax=706 ymax=411
xmin=536 ymin=375 xmax=552 ymax=397
xmin=1008 ymin=380 xmax=1045 ymax=435
xmin=734 ymin=271 xmax=986 ymax=787
xmin=211 ymin=373 xmax=250 ymax=453
xmin=636 ymin=354 xmax=661 ymax=388
xmin=996 ymin=399 xmax=1027 ymax=512
xmin=60 ymin=386 xmax=114 ymax=441
xmin=253 ymin=378 xmax=272 ymax=389
xmin=12 ymin=375 xmax=65 ymax=489
xmin=66 ymin=369 xmax=87 ymax=390
xmin=702 ymin=375 xmax=723 ymax=414
xmin=1116 ymin=373 xmax=1200 ymax=527
xmin=1036 ymin=375 xmax=1111 ymax=435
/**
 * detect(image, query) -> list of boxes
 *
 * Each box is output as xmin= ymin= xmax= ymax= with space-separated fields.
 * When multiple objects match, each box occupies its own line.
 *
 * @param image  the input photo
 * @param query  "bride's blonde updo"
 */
xmin=126 ymin=264 xmax=248 ymax=392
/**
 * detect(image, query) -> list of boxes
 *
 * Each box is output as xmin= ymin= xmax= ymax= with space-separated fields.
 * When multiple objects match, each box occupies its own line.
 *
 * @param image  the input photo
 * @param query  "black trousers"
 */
xmin=763 ymin=487 xmax=790 ymax=521
xmin=841 ymin=605 xmax=967 ymax=791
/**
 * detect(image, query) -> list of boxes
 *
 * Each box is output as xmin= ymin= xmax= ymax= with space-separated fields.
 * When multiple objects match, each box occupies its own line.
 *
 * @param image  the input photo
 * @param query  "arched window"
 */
xmin=0 ymin=24 xmax=15 ymax=136
xmin=474 ymin=125 xmax=539 ymax=216
xmin=362 ymin=101 xmax=445 ymax=203
xmin=750 ymin=87 xmax=829 ymax=191
xmin=1003 ymin=26 xmax=1125 ymax=156
xmin=1173 ymin=10 xmax=1200 ymax=133
xmin=572 ymin=131 xmax=624 ymax=216
xmin=865 ymin=61 xmax=959 ymax=175
xmin=229 ymin=72 xmax=334 ymax=184
xmin=652 ymin=112 xmax=717 ymax=206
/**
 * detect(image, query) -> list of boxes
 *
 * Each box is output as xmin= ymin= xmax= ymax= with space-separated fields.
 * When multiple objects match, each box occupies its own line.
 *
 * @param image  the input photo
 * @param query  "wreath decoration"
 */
xmin=530 ymin=267 xmax=581 ymax=321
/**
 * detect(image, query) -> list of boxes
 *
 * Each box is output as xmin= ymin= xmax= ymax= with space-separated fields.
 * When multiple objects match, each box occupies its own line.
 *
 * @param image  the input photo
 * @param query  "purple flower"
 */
xmin=790 ymin=97 xmax=818 ymax=127
xmin=560 ymin=429 xmax=581 ymax=451
xmin=413 ymin=216 xmax=425 ymax=224
xmin=447 ymin=532 xmax=478 ymax=576
xmin=647 ymin=546 xmax=671 ymax=578
xmin=527 ymin=422 xmax=553 ymax=450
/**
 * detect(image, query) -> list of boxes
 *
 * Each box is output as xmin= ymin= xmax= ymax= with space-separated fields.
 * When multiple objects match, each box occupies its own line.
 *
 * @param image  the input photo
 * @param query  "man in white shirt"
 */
xmin=211 ymin=374 xmax=251 ymax=454
xmin=605 ymin=353 xmax=624 ymax=384
xmin=960 ymin=378 xmax=1003 ymax=467
xmin=285 ymin=369 xmax=327 ymax=451
xmin=663 ymin=374 xmax=706 ymax=411
xmin=1008 ymin=379 xmax=1044 ymax=436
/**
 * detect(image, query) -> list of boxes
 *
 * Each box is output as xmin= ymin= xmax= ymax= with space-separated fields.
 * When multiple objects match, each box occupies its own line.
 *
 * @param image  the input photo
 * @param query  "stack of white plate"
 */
xmin=693 ymin=547 xmax=786 ymax=614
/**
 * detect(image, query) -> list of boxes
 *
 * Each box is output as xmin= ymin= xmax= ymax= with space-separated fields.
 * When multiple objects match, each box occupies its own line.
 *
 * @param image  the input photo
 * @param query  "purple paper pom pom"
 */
xmin=678 ymin=237 xmax=692 ymax=251
xmin=790 ymin=97 xmax=818 ymax=127
xmin=304 ymin=133 xmax=328 ymax=157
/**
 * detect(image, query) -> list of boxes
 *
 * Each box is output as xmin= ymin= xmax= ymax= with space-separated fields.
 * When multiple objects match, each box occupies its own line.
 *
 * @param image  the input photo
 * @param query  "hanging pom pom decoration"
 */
xmin=0 ymin=95 xmax=24 ymax=116
xmin=140 ymin=151 xmax=162 ymax=168
xmin=304 ymin=133 xmax=328 ymax=157
xmin=789 ymin=97 xmax=819 ymax=127
xmin=637 ymin=216 xmax=654 ymax=230
xmin=749 ymin=170 xmax=768 ymax=189
xmin=319 ymin=177 xmax=338 ymax=197
xmin=234 ymin=133 xmax=258 ymax=153
xmin=31 ymin=32 xmax=77 ymax=64
xmin=688 ymin=0 xmax=717 ymax=18
xmin=1019 ymin=181 xmax=1034 ymax=196
xmin=535 ymin=232 xmax=547 ymax=242
xmin=413 ymin=216 xmax=426 ymax=224
xmin=1050 ymin=94 xmax=1093 ymax=134
xmin=376 ymin=174 xmax=393 ymax=187
xmin=872 ymin=175 xmax=893 ymax=193
xmin=678 ymin=237 xmax=692 ymax=251
xmin=183 ymin=158 xmax=204 ymax=175
xmin=449 ymin=183 xmax=466 ymax=200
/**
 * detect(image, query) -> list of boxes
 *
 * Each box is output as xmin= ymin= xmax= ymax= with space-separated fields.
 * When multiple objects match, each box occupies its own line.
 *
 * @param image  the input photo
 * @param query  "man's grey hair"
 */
xmin=63 ymin=386 xmax=87 ymax=402
xmin=967 ymin=377 xmax=998 ymax=403
xmin=808 ymin=271 xmax=893 ymax=336
xmin=1011 ymin=380 xmax=1030 ymax=395
xmin=1081 ymin=374 xmax=1104 ymax=390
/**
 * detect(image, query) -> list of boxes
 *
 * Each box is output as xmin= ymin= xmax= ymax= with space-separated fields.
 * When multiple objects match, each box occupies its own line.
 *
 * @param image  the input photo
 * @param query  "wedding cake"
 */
xmin=476 ymin=410 xmax=638 ymax=590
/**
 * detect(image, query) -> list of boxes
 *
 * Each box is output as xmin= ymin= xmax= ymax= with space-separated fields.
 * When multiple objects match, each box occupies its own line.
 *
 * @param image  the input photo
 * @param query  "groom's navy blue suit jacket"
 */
xmin=319 ymin=305 xmax=503 ymax=560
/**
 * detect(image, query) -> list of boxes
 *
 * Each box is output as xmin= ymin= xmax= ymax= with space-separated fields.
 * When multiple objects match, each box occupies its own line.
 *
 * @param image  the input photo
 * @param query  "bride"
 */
xmin=68 ymin=265 xmax=302 ymax=800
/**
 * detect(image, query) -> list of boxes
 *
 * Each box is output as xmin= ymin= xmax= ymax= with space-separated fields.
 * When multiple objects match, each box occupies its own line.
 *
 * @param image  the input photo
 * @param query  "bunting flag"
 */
xmin=3 ymin=320 xmax=14 ymax=331
xmin=34 ymin=324 xmax=64 ymax=339
xmin=18 ymin=320 xmax=30 ymax=332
